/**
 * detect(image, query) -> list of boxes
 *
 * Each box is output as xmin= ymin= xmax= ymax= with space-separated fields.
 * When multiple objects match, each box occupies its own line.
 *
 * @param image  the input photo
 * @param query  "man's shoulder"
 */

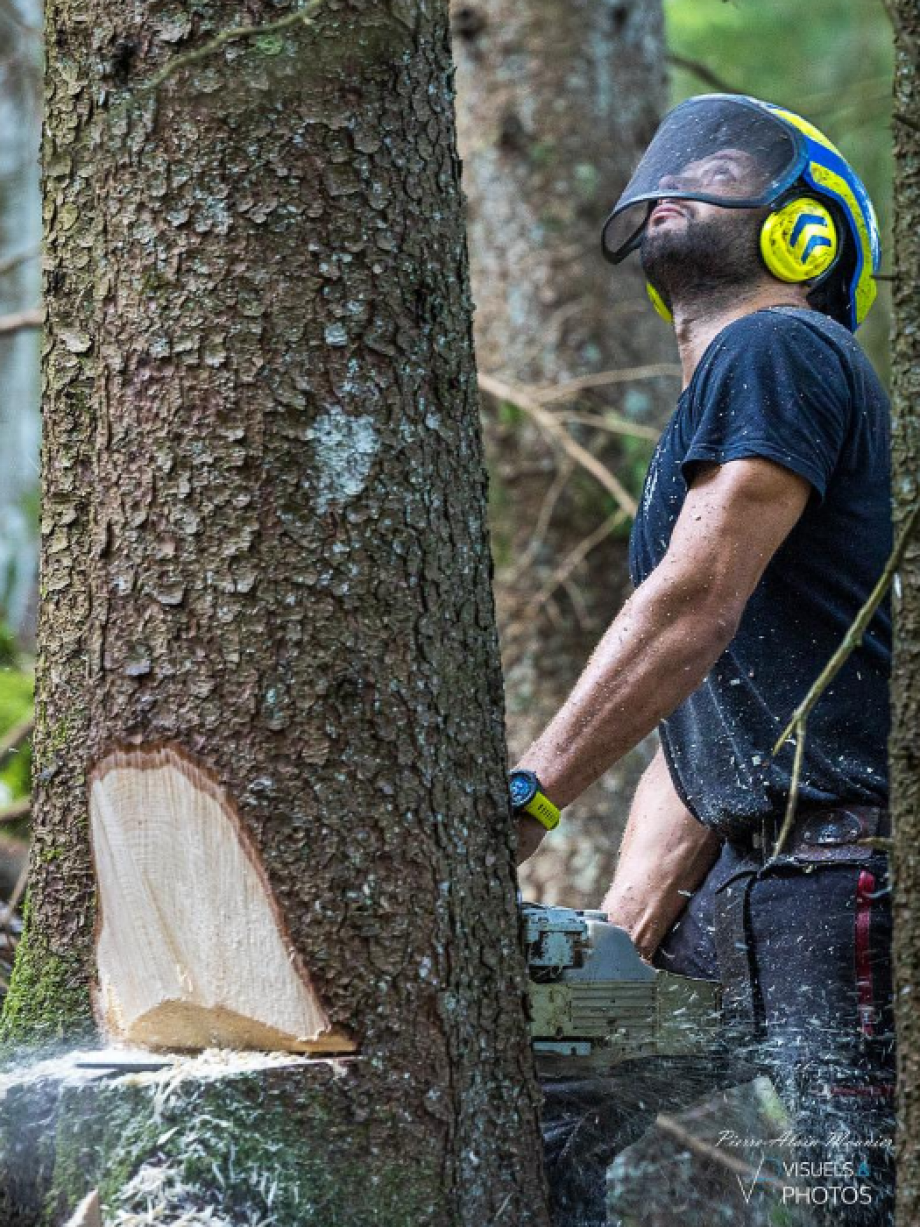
xmin=695 ymin=307 xmax=885 ymax=409
xmin=713 ymin=307 xmax=871 ymax=375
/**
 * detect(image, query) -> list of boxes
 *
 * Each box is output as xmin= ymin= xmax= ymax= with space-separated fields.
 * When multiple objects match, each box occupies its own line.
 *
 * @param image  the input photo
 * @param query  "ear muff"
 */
xmin=646 ymin=281 xmax=673 ymax=323
xmin=760 ymin=197 xmax=839 ymax=284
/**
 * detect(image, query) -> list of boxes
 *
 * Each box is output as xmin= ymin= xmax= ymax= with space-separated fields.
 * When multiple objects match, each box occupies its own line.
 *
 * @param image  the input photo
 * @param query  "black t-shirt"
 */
xmin=629 ymin=307 xmax=891 ymax=838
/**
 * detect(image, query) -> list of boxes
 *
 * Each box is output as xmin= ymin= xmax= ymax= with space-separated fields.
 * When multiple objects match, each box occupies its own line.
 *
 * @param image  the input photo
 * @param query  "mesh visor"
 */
xmin=602 ymin=96 xmax=805 ymax=263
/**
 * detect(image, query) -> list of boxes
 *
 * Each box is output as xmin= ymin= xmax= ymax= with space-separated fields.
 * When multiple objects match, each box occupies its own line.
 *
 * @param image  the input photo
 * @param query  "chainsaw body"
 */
xmin=524 ymin=903 xmax=722 ymax=1076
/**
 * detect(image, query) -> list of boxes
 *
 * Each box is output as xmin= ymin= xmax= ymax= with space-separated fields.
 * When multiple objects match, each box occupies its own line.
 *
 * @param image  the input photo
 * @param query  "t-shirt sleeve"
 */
xmin=681 ymin=315 xmax=852 ymax=501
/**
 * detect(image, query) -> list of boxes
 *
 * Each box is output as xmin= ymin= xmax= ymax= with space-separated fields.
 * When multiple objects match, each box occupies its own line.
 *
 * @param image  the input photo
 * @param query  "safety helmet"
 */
xmin=600 ymin=94 xmax=881 ymax=332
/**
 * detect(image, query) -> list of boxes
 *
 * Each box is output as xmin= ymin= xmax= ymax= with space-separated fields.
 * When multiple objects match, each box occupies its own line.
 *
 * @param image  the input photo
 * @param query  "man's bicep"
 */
xmin=658 ymin=457 xmax=811 ymax=612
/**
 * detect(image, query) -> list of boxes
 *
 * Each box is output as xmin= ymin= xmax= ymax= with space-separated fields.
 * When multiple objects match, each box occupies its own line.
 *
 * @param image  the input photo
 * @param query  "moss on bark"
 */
xmin=0 ymin=898 xmax=94 ymax=1055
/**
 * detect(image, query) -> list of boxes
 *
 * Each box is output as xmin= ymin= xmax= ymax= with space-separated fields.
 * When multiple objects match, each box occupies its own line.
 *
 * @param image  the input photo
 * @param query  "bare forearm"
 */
xmin=516 ymin=574 xmax=737 ymax=807
xmin=602 ymin=749 xmax=721 ymax=960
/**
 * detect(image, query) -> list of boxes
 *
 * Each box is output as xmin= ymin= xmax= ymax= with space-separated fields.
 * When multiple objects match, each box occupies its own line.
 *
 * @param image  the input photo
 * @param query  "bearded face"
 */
xmin=638 ymin=149 xmax=773 ymax=312
xmin=640 ymin=200 xmax=773 ymax=312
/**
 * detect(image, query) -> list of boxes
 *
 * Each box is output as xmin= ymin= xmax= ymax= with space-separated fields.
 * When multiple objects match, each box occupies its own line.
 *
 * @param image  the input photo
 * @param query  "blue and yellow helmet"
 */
xmin=600 ymin=94 xmax=881 ymax=332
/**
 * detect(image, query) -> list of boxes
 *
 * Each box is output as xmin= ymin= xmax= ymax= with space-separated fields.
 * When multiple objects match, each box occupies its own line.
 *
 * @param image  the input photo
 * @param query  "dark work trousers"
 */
xmin=654 ymin=838 xmax=895 ymax=1226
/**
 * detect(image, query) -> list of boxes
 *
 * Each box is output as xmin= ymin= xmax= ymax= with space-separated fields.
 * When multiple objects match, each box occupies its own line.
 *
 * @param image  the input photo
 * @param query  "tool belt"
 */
xmin=733 ymin=802 xmax=890 ymax=868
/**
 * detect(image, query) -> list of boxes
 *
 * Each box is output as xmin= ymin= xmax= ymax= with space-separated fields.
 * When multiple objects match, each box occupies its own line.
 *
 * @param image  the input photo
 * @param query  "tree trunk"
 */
xmin=890 ymin=7 xmax=920 ymax=1223
xmin=0 ymin=0 xmax=100 ymax=1047
xmin=453 ymin=0 xmax=676 ymax=907
xmin=2 ymin=2 xmax=549 ymax=1222
xmin=0 ymin=0 xmax=42 ymax=645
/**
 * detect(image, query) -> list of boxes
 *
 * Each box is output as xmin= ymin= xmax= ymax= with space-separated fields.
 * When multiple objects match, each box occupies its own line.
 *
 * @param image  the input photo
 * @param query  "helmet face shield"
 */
xmin=602 ymin=96 xmax=806 ymax=263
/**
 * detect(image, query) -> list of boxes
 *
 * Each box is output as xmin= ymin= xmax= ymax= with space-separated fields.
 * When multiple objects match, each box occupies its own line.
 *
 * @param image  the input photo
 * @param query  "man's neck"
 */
xmin=671 ymin=284 xmax=813 ymax=390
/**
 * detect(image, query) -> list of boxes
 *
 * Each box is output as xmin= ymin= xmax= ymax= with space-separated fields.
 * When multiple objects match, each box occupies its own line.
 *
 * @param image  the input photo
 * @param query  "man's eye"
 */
xmin=710 ymin=167 xmax=736 ymax=182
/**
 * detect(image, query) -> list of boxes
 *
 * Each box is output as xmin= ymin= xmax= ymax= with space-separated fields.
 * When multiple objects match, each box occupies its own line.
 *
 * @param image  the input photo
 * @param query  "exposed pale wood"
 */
xmin=64 ymin=1190 xmax=101 ymax=1227
xmin=90 ymin=744 xmax=353 ymax=1054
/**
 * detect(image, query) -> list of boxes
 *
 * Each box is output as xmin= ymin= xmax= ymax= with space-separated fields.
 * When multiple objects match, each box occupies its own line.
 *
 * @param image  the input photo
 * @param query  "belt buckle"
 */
xmin=800 ymin=810 xmax=863 ymax=848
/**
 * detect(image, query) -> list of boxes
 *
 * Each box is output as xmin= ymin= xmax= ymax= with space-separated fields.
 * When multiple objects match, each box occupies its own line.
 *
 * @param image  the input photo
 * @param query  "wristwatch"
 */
xmin=509 ymin=769 xmax=561 ymax=831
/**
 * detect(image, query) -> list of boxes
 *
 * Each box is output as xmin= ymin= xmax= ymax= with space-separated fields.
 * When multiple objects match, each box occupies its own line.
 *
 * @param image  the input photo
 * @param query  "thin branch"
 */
xmin=532 ymin=363 xmax=681 ymax=405
xmin=139 ymin=0 xmax=324 ymax=96
xmin=655 ymin=1112 xmax=785 ymax=1188
xmin=558 ymin=411 xmax=660 ymax=443
xmin=0 ymin=715 xmax=33 ymax=766
xmin=0 ymin=798 xmax=29 ymax=824
xmin=0 ymin=245 xmax=39 ymax=279
xmin=665 ymin=53 xmax=741 ymax=97
xmin=479 ymin=373 xmax=638 ymax=518
xmin=503 ymin=460 xmax=573 ymax=588
xmin=770 ymin=503 xmax=920 ymax=857
xmin=860 ymin=836 xmax=894 ymax=853
xmin=561 ymin=575 xmax=591 ymax=630
xmin=0 ymin=307 xmax=43 ymax=335
xmin=504 ymin=509 xmax=626 ymax=657
xmin=772 ymin=719 xmax=806 ymax=859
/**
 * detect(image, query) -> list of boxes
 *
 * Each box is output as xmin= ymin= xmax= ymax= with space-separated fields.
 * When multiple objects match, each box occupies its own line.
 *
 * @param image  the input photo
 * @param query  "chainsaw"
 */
xmin=523 ymin=902 xmax=722 ymax=1076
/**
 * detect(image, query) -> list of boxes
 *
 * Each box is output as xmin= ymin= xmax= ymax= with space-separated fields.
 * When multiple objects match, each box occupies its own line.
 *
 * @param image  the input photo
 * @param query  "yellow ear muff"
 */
xmin=760 ymin=197 xmax=839 ymax=284
xmin=646 ymin=281 xmax=673 ymax=323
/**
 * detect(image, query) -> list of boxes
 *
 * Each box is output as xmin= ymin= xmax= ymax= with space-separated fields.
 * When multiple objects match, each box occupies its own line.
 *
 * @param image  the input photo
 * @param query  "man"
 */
xmin=513 ymin=95 xmax=893 ymax=1222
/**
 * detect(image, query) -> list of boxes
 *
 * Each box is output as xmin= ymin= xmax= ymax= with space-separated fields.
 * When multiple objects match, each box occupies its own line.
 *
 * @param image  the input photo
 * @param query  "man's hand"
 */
xmin=602 ymin=746 xmax=721 ymax=960
xmin=514 ymin=456 xmax=812 ymax=809
xmin=516 ymin=815 xmax=547 ymax=866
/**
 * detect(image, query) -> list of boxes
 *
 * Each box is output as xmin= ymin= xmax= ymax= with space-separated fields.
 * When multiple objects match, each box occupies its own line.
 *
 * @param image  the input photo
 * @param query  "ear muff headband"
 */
xmin=646 ymin=281 xmax=673 ymax=323
xmin=760 ymin=197 xmax=839 ymax=284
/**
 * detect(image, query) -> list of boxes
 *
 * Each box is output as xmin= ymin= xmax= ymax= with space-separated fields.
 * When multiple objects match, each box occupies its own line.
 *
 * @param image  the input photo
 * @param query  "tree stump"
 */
xmin=2 ymin=1050 xmax=467 ymax=1226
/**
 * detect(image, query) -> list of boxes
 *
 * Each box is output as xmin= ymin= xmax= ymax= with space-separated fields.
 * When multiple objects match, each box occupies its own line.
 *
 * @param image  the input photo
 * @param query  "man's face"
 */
xmin=654 ymin=147 xmax=762 ymax=200
xmin=639 ymin=148 xmax=772 ymax=309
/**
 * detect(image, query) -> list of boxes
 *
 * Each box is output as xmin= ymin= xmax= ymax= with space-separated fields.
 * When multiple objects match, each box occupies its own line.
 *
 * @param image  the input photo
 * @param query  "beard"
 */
xmin=640 ymin=206 xmax=771 ymax=313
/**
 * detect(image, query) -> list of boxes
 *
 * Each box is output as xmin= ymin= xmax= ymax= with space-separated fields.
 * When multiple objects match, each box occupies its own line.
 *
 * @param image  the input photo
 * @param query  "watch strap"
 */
xmin=521 ymin=789 xmax=561 ymax=831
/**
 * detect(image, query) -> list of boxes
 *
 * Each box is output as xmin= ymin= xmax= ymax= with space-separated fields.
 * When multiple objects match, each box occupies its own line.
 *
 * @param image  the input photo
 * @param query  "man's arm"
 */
xmin=515 ymin=456 xmax=811 ymax=862
xmin=600 ymin=746 xmax=720 ymax=960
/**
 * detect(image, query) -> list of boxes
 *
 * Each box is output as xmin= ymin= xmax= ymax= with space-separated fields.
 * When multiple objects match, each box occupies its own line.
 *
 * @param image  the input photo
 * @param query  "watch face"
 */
xmin=510 ymin=771 xmax=538 ymax=809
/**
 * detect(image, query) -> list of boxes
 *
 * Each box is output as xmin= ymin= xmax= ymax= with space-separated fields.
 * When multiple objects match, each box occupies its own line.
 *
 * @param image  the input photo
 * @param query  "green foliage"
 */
xmin=0 ymin=637 xmax=33 ymax=804
xmin=665 ymin=0 xmax=894 ymax=376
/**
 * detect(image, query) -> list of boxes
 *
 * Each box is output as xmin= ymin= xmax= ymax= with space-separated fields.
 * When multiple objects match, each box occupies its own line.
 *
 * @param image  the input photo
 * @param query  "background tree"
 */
xmin=0 ymin=1 xmax=549 ymax=1222
xmin=0 ymin=0 xmax=42 ymax=646
xmin=888 ymin=2 xmax=920 ymax=1221
xmin=453 ymin=0 xmax=675 ymax=907
xmin=0 ymin=1 xmax=41 ymax=981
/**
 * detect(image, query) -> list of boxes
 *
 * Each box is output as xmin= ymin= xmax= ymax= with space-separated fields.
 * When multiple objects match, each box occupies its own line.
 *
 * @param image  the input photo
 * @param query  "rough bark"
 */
xmin=3 ymin=1 xmax=549 ymax=1221
xmin=0 ymin=0 xmax=100 ymax=1049
xmin=890 ymin=6 xmax=920 ymax=1223
xmin=453 ymin=0 xmax=675 ymax=906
